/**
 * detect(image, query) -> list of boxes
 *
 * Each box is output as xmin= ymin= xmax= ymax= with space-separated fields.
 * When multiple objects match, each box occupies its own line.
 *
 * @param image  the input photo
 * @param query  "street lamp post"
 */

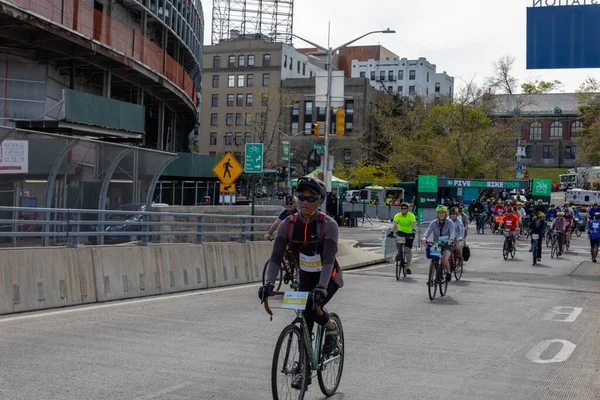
xmin=281 ymin=27 xmax=395 ymax=192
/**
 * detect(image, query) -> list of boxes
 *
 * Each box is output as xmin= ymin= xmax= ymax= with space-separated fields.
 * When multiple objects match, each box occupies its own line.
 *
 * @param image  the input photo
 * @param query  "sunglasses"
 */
xmin=401 ymin=207 xmax=408 ymax=210
xmin=297 ymin=194 xmax=319 ymax=203
xmin=285 ymin=203 xmax=295 ymax=206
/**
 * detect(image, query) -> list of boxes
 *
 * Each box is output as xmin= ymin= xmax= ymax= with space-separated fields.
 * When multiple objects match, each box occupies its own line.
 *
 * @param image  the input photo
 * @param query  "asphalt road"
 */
xmin=0 ymin=227 xmax=598 ymax=399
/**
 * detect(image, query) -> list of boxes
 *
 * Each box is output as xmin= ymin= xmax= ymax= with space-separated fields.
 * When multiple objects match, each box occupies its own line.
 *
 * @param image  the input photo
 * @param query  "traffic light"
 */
xmin=335 ymin=108 xmax=345 ymax=136
xmin=311 ymin=122 xmax=320 ymax=137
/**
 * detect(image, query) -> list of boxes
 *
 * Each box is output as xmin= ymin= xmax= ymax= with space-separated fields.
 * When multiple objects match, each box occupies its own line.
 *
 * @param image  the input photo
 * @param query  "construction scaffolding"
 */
xmin=211 ymin=0 xmax=294 ymax=45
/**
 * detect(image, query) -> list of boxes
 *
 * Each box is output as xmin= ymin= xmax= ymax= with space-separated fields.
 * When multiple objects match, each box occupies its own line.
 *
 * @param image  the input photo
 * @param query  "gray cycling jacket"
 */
xmin=423 ymin=218 xmax=456 ymax=243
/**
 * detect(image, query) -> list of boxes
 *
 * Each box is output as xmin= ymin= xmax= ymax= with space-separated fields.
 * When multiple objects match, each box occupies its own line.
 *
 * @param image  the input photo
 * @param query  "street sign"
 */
xmin=212 ymin=152 xmax=243 ymax=185
xmin=524 ymin=172 xmax=530 ymax=179
xmin=313 ymin=143 xmax=324 ymax=152
xmin=244 ymin=143 xmax=263 ymax=173
xmin=219 ymin=183 xmax=236 ymax=193
xmin=282 ymin=140 xmax=289 ymax=161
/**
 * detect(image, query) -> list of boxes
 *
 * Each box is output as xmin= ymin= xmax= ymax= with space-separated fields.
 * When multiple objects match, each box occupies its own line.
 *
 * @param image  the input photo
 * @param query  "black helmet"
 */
xmin=296 ymin=177 xmax=327 ymax=199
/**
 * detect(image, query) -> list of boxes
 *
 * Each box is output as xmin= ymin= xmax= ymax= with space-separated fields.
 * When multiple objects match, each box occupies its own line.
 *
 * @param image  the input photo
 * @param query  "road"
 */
xmin=0 ymin=226 xmax=598 ymax=399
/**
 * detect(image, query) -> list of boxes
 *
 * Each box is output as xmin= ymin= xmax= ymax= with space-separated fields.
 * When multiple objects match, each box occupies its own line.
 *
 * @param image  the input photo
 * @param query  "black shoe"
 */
xmin=593 ymin=258 xmax=597 ymax=263
xmin=406 ymin=267 xmax=412 ymax=275
xmin=445 ymin=272 xmax=452 ymax=283
xmin=537 ymin=258 xmax=542 ymax=262
xmin=290 ymin=281 xmax=299 ymax=290
xmin=291 ymin=374 xmax=311 ymax=390
xmin=322 ymin=328 xmax=339 ymax=356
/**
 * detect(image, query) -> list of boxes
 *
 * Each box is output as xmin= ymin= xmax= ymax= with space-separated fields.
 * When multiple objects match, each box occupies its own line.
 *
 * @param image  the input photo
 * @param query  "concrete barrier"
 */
xmin=0 ymin=247 xmax=95 ymax=314
xmin=155 ymin=244 xmax=208 ymax=293
xmin=203 ymin=242 xmax=255 ymax=288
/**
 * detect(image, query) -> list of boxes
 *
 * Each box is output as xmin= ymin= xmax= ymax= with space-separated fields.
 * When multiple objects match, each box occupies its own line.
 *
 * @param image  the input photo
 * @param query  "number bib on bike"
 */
xmin=299 ymin=253 xmax=322 ymax=272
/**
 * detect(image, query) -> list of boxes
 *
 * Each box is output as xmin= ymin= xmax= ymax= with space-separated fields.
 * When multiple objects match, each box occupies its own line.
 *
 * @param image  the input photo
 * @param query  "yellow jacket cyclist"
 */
xmin=391 ymin=202 xmax=417 ymax=274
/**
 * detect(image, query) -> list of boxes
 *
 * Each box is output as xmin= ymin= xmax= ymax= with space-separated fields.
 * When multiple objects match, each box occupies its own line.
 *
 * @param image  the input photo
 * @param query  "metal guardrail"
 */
xmin=0 ymin=206 xmax=274 ymax=248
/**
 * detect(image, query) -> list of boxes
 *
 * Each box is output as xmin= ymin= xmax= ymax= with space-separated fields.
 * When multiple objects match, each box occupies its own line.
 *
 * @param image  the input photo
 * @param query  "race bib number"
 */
xmin=299 ymin=253 xmax=322 ymax=272
xmin=593 ymin=223 xmax=599 ymax=230
xmin=396 ymin=237 xmax=406 ymax=244
xmin=439 ymin=235 xmax=449 ymax=243
xmin=530 ymin=234 xmax=539 ymax=240
xmin=505 ymin=220 xmax=513 ymax=227
xmin=281 ymin=291 xmax=309 ymax=310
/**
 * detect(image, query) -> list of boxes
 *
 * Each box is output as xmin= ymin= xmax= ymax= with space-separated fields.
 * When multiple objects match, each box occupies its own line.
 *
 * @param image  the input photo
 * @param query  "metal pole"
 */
xmin=323 ymin=46 xmax=333 ymax=192
xmin=287 ymin=136 xmax=292 ymax=191
xmin=250 ymin=175 xmax=256 ymax=216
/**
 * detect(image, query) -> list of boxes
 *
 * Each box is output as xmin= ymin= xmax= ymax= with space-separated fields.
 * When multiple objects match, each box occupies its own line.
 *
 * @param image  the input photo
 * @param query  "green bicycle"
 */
xmin=263 ymin=291 xmax=344 ymax=400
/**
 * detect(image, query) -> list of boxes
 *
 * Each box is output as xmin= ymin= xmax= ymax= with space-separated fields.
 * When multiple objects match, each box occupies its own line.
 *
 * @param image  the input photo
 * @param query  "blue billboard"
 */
xmin=527 ymin=4 xmax=600 ymax=69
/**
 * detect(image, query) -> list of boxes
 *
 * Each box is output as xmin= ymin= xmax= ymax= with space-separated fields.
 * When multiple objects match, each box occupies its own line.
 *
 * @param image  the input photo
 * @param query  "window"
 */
xmin=248 ymin=55 xmax=255 ymax=66
xmin=212 ymin=75 xmax=219 ymax=88
xmin=211 ymin=94 xmax=218 ymax=107
xmin=210 ymin=113 xmax=218 ymax=126
xmin=524 ymin=145 xmax=532 ymax=158
xmin=262 ymin=94 xmax=269 ymax=107
xmin=284 ymin=55 xmax=287 ymax=68
xmin=345 ymin=101 xmax=354 ymax=115
xmin=571 ymin=120 xmax=583 ymax=136
xmin=228 ymin=74 xmax=235 ymax=87
xmin=289 ymin=57 xmax=293 ymax=70
xmin=292 ymin=103 xmax=299 ymax=116
xmin=529 ymin=121 xmax=542 ymax=140
xmin=565 ymin=146 xmax=576 ymax=159
xmin=236 ymin=94 xmax=244 ymax=106
xmin=226 ymin=113 xmax=233 ymax=126
xmin=228 ymin=55 xmax=235 ymax=68
xmin=398 ymin=86 xmax=403 ymax=94
xmin=244 ymin=133 xmax=252 ymax=143
xmin=427 ymin=72 xmax=430 ymax=82
xmin=409 ymin=86 xmax=415 ymax=95
xmin=237 ymin=74 xmax=244 ymax=87
xmin=370 ymin=71 xmax=375 ymax=81
xmin=297 ymin=60 xmax=301 ymax=73
xmin=238 ymin=55 xmax=245 ymax=67
xmin=550 ymin=121 xmax=563 ymax=138
xmin=210 ymin=132 xmax=217 ymax=145
xmin=236 ymin=113 xmax=242 ymax=126
xmin=225 ymin=132 xmax=233 ymax=145
xmin=343 ymin=149 xmax=352 ymax=161
xmin=388 ymin=86 xmax=393 ymax=93
xmin=213 ymin=56 xmax=220 ymax=68
xmin=409 ymin=70 xmax=416 ymax=80
xmin=398 ymin=70 xmax=404 ymax=80
xmin=235 ymin=132 xmax=242 ymax=145
xmin=209 ymin=151 xmax=216 ymax=157
xmin=380 ymin=71 xmax=385 ymax=81
xmin=304 ymin=122 xmax=312 ymax=132
xmin=233 ymin=151 xmax=242 ymax=159
xmin=247 ymin=74 xmax=254 ymax=87
xmin=360 ymin=72 xmax=366 ymax=78
xmin=543 ymin=145 xmax=553 ymax=159
xmin=435 ymin=83 xmax=441 ymax=93
xmin=263 ymin=54 xmax=271 ymax=66
xmin=318 ymin=106 xmax=326 ymax=119
xmin=245 ymin=113 xmax=252 ymax=126
xmin=388 ymin=71 xmax=394 ymax=81
xmin=291 ymin=122 xmax=299 ymax=134
xmin=305 ymin=101 xmax=313 ymax=116
xmin=227 ymin=94 xmax=234 ymax=107
xmin=246 ymin=94 xmax=253 ymax=106
xmin=262 ymin=73 xmax=270 ymax=86
xmin=302 ymin=63 xmax=306 ymax=76
xmin=345 ymin=100 xmax=354 ymax=132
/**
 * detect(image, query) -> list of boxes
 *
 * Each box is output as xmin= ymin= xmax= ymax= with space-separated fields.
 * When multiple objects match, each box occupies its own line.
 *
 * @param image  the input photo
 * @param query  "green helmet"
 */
xmin=436 ymin=205 xmax=448 ymax=213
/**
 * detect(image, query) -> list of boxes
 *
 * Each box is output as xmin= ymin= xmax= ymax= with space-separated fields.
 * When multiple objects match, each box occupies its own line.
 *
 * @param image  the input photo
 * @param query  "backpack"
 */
xmin=462 ymin=245 xmax=471 ymax=262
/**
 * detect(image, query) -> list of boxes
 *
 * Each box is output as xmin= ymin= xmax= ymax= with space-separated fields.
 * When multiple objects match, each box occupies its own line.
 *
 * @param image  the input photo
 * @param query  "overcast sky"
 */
xmin=203 ymin=0 xmax=600 ymax=93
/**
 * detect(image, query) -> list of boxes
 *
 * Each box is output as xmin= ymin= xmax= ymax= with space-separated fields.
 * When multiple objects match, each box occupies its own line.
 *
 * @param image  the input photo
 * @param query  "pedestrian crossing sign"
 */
xmin=212 ymin=152 xmax=243 ymax=185
xmin=219 ymin=183 xmax=236 ymax=193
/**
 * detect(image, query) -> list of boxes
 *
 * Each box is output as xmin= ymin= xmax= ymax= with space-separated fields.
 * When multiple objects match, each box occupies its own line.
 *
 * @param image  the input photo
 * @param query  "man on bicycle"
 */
xmin=550 ymin=211 xmax=567 ymax=256
xmin=449 ymin=209 xmax=465 ymax=263
xmin=535 ymin=199 xmax=547 ymax=214
xmin=391 ymin=202 xmax=417 ymax=274
xmin=587 ymin=201 xmax=600 ymax=223
xmin=587 ymin=212 xmax=600 ymax=263
xmin=546 ymin=204 xmax=558 ymax=221
xmin=563 ymin=208 xmax=574 ymax=247
xmin=264 ymin=195 xmax=298 ymax=239
xmin=499 ymin=207 xmax=519 ymax=249
xmin=421 ymin=205 xmax=456 ymax=283
xmin=259 ymin=177 xmax=342 ymax=374
xmin=529 ymin=212 xmax=546 ymax=262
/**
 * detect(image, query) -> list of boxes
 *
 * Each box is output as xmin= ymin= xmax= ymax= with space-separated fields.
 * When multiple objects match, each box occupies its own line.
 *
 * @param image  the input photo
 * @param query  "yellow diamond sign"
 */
xmin=212 ymin=152 xmax=243 ymax=185
xmin=219 ymin=183 xmax=236 ymax=193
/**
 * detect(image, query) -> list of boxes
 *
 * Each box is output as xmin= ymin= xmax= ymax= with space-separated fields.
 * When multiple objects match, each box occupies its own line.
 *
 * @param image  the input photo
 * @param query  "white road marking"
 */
xmin=526 ymin=339 xmax=576 ymax=364
xmin=133 ymin=382 xmax=194 ymax=400
xmin=543 ymin=306 xmax=583 ymax=322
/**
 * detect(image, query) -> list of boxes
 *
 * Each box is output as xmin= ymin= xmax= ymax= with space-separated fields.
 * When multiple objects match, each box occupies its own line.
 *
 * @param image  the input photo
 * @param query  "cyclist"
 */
xmin=588 ymin=212 xmax=600 ymax=263
xmin=499 ymin=207 xmax=519 ymax=249
xmin=264 ymin=195 xmax=298 ymax=239
xmin=535 ymin=199 xmax=547 ymax=214
xmin=421 ymin=205 xmax=456 ymax=283
xmin=259 ymin=177 xmax=342 ymax=376
xmin=587 ymin=201 xmax=600 ymax=223
xmin=493 ymin=201 xmax=506 ymax=216
xmin=529 ymin=212 xmax=546 ymax=262
xmin=563 ymin=208 xmax=574 ymax=247
xmin=449 ymin=209 xmax=465 ymax=263
xmin=550 ymin=211 xmax=567 ymax=256
xmin=458 ymin=206 xmax=470 ymax=239
xmin=562 ymin=201 xmax=574 ymax=215
xmin=391 ymin=202 xmax=417 ymax=274
xmin=546 ymin=204 xmax=558 ymax=221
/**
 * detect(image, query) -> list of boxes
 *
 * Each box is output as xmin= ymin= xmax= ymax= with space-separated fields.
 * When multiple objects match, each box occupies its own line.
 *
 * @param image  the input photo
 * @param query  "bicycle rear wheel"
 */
xmin=263 ymin=260 xmax=283 ymax=291
xmin=272 ymin=324 xmax=309 ymax=400
xmin=439 ymin=264 xmax=448 ymax=297
xmin=428 ymin=261 xmax=438 ymax=301
xmin=503 ymin=239 xmax=509 ymax=260
xmin=317 ymin=313 xmax=344 ymax=397
xmin=454 ymin=258 xmax=463 ymax=281
xmin=576 ymin=228 xmax=582 ymax=237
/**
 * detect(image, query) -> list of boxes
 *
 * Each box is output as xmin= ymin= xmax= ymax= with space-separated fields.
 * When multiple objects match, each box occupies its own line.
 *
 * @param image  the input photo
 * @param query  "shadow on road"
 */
xmin=429 ymin=296 xmax=460 ymax=305
xmin=316 ymin=392 xmax=346 ymax=400
xmin=397 ymin=277 xmax=419 ymax=284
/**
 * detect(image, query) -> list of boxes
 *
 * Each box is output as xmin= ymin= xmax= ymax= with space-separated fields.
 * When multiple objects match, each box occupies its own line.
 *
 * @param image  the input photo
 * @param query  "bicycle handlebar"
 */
xmin=263 ymin=291 xmax=323 ymax=321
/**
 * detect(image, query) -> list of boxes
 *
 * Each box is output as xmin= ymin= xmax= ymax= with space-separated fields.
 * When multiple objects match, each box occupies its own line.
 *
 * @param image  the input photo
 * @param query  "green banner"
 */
xmin=282 ymin=140 xmax=289 ymax=161
xmin=440 ymin=178 xmax=527 ymax=190
xmin=532 ymin=178 xmax=552 ymax=196
xmin=418 ymin=175 xmax=438 ymax=193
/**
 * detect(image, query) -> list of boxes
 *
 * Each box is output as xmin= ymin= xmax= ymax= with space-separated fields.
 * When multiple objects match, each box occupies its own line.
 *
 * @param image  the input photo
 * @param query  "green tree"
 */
xmin=334 ymin=160 xmax=398 ymax=187
xmin=521 ymin=79 xmax=563 ymax=94
xmin=574 ymin=77 xmax=600 ymax=165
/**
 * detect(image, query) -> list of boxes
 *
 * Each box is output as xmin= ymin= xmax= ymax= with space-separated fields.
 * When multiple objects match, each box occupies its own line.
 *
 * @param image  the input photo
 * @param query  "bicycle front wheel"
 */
xmin=576 ymin=228 xmax=582 ymax=237
xmin=503 ymin=239 xmax=509 ymax=260
xmin=272 ymin=324 xmax=309 ymax=400
xmin=428 ymin=261 xmax=438 ymax=301
xmin=317 ymin=313 xmax=344 ymax=397
xmin=395 ymin=247 xmax=403 ymax=281
xmin=263 ymin=260 xmax=283 ymax=291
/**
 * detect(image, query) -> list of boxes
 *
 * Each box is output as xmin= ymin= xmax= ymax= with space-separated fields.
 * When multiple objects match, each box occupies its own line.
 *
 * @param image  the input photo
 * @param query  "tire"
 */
xmin=511 ymin=242 xmax=516 ymax=259
xmin=263 ymin=260 xmax=283 ymax=291
xmin=454 ymin=258 xmax=463 ymax=281
xmin=439 ymin=264 xmax=448 ymax=297
xmin=551 ymin=242 xmax=556 ymax=259
xmin=395 ymin=246 xmax=403 ymax=281
xmin=272 ymin=324 xmax=309 ymax=400
xmin=576 ymin=229 xmax=582 ymax=237
xmin=317 ymin=313 xmax=344 ymax=397
xmin=428 ymin=261 xmax=438 ymax=301
xmin=503 ymin=239 xmax=509 ymax=260
xmin=546 ymin=232 xmax=551 ymax=248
